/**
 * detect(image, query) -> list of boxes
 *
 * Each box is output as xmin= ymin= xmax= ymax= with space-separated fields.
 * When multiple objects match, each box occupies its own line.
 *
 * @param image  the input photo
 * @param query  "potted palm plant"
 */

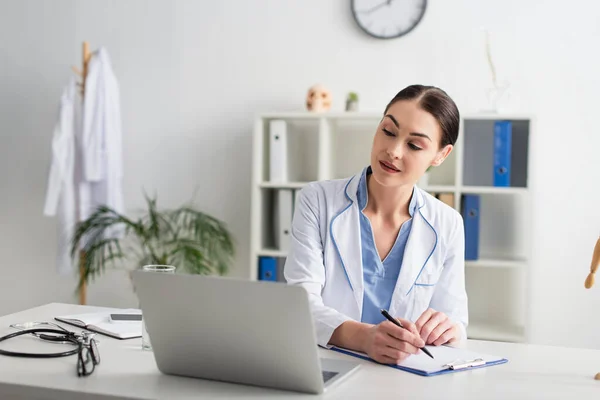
xmin=70 ymin=195 xmax=235 ymax=294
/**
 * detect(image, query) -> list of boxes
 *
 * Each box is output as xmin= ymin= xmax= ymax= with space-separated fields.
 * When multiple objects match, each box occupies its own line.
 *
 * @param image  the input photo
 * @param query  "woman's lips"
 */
xmin=380 ymin=160 xmax=400 ymax=173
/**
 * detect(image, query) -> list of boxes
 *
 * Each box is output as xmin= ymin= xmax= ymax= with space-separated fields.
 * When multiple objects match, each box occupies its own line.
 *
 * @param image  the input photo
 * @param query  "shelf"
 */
xmin=423 ymin=185 xmax=457 ymax=192
xmin=258 ymin=111 xmax=382 ymax=120
xmin=467 ymin=322 xmax=525 ymax=343
xmin=462 ymin=113 xmax=534 ymax=121
xmin=465 ymin=258 xmax=527 ymax=269
xmin=257 ymin=248 xmax=288 ymax=257
xmin=259 ymin=181 xmax=308 ymax=189
xmin=460 ymin=186 xmax=528 ymax=195
xmin=423 ymin=185 xmax=528 ymax=195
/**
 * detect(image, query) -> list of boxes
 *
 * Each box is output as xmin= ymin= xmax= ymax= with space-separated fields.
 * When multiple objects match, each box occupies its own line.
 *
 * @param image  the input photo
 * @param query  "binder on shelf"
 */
xmin=292 ymin=188 xmax=303 ymax=217
xmin=258 ymin=256 xmax=277 ymax=281
xmin=274 ymin=189 xmax=293 ymax=251
xmin=436 ymin=193 xmax=455 ymax=209
xmin=269 ymin=120 xmax=288 ymax=182
xmin=493 ymin=120 xmax=512 ymax=187
xmin=276 ymin=257 xmax=287 ymax=283
xmin=462 ymin=194 xmax=480 ymax=261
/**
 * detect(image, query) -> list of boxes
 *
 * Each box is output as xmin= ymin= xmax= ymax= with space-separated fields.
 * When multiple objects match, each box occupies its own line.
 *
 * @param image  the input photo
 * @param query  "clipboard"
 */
xmin=330 ymin=344 xmax=508 ymax=377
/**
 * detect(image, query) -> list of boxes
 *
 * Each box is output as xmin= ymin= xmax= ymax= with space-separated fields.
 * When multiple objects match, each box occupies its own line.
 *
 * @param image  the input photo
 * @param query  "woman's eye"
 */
xmin=408 ymin=143 xmax=422 ymax=151
xmin=383 ymin=128 xmax=395 ymax=137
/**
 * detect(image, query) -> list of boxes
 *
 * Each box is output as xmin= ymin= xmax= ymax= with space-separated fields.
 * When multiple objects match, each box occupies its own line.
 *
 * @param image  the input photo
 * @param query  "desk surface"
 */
xmin=0 ymin=303 xmax=598 ymax=400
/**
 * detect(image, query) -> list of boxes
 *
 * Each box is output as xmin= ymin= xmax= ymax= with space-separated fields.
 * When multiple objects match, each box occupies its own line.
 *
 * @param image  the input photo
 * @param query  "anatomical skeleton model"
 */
xmin=584 ymin=235 xmax=600 ymax=380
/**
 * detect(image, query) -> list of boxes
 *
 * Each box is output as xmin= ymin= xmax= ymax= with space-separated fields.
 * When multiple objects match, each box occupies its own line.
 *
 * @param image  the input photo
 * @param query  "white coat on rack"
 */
xmin=44 ymin=78 xmax=78 ymax=275
xmin=79 ymin=47 xmax=124 ymax=238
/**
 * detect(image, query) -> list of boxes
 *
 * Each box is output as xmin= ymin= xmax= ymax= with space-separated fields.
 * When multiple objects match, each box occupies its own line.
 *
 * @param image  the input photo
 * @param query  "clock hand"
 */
xmin=358 ymin=0 xmax=390 ymax=15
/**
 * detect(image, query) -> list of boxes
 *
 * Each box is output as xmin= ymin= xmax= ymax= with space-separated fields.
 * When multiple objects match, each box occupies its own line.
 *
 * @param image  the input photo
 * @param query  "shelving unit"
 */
xmin=249 ymin=111 xmax=533 ymax=344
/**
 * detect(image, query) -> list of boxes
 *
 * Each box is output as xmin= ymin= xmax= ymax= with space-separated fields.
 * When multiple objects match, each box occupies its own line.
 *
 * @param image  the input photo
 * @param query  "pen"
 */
xmin=380 ymin=309 xmax=434 ymax=359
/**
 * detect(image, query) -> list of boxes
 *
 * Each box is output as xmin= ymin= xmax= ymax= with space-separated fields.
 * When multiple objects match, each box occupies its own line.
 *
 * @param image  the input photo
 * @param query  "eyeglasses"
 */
xmin=77 ymin=333 xmax=101 ymax=377
xmin=1 ymin=323 xmax=101 ymax=377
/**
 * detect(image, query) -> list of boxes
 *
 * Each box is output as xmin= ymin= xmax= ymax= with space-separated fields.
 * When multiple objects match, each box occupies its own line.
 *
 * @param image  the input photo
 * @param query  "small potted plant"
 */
xmin=345 ymin=92 xmax=359 ymax=111
xmin=71 ymin=194 xmax=235 ymax=295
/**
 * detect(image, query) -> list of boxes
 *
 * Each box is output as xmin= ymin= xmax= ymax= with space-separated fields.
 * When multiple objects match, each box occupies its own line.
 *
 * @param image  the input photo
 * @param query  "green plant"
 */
xmin=70 ymin=195 xmax=235 ymax=294
xmin=347 ymin=92 xmax=359 ymax=102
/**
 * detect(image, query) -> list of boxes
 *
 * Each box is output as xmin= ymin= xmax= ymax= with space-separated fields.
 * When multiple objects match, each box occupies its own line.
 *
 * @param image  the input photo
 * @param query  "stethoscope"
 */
xmin=0 ymin=323 xmax=96 ymax=358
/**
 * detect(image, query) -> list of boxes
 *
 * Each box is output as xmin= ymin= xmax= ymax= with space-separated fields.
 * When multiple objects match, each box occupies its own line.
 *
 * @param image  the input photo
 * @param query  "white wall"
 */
xmin=1 ymin=0 xmax=599 ymax=349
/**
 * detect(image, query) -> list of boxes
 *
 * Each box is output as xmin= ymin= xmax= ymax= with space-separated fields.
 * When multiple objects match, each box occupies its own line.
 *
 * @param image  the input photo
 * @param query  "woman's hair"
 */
xmin=384 ymin=85 xmax=459 ymax=147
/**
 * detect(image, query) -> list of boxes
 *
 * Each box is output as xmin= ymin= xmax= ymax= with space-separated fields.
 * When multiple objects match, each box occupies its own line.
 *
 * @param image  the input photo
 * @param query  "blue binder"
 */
xmin=258 ymin=256 xmax=277 ymax=281
xmin=493 ymin=120 xmax=512 ymax=187
xmin=462 ymin=195 xmax=480 ymax=261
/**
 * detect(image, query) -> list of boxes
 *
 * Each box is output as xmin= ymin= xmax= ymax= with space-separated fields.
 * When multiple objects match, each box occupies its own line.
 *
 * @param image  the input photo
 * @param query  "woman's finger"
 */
xmin=415 ymin=308 xmax=435 ymax=332
xmin=381 ymin=321 xmax=424 ymax=349
xmin=433 ymin=327 xmax=456 ymax=346
xmin=427 ymin=319 xmax=453 ymax=345
xmin=419 ymin=311 xmax=447 ymax=342
xmin=395 ymin=317 xmax=419 ymax=336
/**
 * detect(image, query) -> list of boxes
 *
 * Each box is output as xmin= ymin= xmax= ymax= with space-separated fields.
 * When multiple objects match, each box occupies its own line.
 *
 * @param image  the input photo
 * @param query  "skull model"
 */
xmin=306 ymin=84 xmax=332 ymax=112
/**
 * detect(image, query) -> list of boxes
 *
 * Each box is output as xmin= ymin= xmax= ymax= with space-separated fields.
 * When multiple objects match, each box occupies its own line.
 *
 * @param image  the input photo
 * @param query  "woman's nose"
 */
xmin=387 ymin=142 xmax=404 ymax=160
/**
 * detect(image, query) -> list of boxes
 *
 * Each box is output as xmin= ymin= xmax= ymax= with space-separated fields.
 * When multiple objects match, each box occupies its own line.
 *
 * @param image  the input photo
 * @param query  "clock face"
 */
xmin=351 ymin=0 xmax=427 ymax=39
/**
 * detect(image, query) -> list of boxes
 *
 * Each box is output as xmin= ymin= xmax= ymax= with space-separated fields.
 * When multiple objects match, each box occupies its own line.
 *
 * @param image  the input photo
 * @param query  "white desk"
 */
xmin=0 ymin=303 xmax=598 ymax=400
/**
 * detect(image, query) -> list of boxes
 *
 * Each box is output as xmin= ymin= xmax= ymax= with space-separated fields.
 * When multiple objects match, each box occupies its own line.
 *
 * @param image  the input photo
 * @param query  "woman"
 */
xmin=284 ymin=84 xmax=467 ymax=365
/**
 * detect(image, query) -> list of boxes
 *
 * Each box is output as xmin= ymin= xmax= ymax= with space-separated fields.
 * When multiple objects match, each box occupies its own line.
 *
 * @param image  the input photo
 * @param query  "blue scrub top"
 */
xmin=357 ymin=166 xmax=416 ymax=325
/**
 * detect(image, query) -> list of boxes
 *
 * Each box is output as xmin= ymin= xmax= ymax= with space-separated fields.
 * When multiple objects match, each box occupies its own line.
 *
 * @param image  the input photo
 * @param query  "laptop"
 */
xmin=131 ymin=271 xmax=360 ymax=394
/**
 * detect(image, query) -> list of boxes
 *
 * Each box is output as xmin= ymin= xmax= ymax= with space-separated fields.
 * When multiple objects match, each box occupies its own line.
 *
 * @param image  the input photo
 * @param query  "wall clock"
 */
xmin=351 ymin=0 xmax=427 ymax=39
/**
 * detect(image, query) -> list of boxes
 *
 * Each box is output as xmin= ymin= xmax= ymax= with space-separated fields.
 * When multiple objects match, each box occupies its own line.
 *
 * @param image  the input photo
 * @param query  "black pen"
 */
xmin=380 ymin=309 xmax=434 ymax=359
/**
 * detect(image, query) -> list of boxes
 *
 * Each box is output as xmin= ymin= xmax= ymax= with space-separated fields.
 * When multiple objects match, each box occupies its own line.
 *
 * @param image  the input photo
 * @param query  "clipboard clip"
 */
xmin=443 ymin=358 xmax=485 ymax=370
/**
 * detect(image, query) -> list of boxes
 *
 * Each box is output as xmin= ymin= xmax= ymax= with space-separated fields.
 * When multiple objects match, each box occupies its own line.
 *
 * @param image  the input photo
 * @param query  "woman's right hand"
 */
xmin=363 ymin=318 xmax=425 ymax=364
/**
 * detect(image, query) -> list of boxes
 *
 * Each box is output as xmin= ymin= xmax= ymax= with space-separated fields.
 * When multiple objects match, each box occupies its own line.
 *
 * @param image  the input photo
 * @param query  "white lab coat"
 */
xmin=79 ymin=47 xmax=124 ymax=232
xmin=44 ymin=47 xmax=124 ymax=274
xmin=284 ymin=171 xmax=468 ymax=348
xmin=43 ymin=78 xmax=78 ymax=275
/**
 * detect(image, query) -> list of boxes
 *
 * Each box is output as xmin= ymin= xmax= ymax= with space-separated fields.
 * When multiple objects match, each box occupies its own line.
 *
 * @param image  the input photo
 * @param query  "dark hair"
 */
xmin=384 ymin=85 xmax=459 ymax=147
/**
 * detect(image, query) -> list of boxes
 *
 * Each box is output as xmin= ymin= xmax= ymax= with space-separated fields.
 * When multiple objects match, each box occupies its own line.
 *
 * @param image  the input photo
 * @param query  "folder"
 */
xmin=330 ymin=345 xmax=507 ymax=377
xmin=493 ymin=120 xmax=512 ymax=187
xmin=462 ymin=194 xmax=480 ymax=260
xmin=258 ymin=256 xmax=277 ymax=281
xmin=274 ymin=189 xmax=293 ymax=251
xmin=269 ymin=120 xmax=288 ymax=182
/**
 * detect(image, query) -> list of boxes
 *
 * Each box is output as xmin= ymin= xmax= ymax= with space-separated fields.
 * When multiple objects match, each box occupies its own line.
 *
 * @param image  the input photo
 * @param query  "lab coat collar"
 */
xmin=331 ymin=170 xmax=437 ymax=312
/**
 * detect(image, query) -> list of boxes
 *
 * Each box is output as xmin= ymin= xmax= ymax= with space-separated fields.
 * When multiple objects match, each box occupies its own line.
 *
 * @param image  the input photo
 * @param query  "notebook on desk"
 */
xmin=330 ymin=344 xmax=507 ymax=377
xmin=55 ymin=308 xmax=142 ymax=340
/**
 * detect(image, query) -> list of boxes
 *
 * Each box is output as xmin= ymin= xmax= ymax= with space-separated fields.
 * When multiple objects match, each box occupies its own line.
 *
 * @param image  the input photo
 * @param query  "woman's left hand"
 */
xmin=415 ymin=308 xmax=460 ymax=346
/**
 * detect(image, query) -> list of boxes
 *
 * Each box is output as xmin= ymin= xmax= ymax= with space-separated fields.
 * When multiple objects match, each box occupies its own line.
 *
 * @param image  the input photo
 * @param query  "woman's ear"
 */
xmin=431 ymin=145 xmax=453 ymax=166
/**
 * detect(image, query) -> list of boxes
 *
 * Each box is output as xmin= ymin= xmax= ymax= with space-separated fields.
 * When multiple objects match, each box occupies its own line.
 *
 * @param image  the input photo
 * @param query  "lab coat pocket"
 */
xmin=411 ymin=272 xmax=440 ymax=319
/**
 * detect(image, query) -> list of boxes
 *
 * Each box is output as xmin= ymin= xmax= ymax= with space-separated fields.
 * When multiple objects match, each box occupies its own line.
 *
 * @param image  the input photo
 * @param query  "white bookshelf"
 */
xmin=249 ymin=111 xmax=533 ymax=344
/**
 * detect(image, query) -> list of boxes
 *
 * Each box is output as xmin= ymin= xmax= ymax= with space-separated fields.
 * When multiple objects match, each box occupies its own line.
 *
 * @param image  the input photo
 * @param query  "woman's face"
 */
xmin=370 ymin=99 xmax=452 ymax=188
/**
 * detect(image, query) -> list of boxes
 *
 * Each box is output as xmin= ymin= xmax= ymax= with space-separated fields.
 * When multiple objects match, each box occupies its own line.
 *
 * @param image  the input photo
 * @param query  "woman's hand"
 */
xmin=363 ymin=318 xmax=425 ymax=364
xmin=415 ymin=308 xmax=460 ymax=346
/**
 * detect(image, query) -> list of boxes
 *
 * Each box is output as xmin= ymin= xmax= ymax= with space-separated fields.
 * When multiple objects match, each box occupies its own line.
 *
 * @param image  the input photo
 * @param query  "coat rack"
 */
xmin=71 ymin=41 xmax=93 ymax=305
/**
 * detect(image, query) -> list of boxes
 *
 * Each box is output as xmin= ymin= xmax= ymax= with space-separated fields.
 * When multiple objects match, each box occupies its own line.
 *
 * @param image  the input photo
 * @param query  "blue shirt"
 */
xmin=358 ymin=166 xmax=416 ymax=325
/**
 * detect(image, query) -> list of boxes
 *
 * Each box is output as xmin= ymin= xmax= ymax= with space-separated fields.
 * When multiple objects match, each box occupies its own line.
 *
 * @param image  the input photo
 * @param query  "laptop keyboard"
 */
xmin=322 ymin=370 xmax=339 ymax=383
